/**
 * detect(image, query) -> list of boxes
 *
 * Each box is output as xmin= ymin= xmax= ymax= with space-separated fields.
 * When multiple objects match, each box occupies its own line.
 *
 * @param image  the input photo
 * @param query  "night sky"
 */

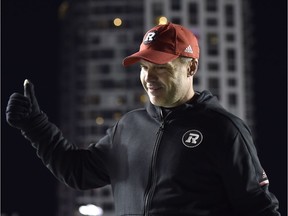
xmin=2 ymin=1 xmax=287 ymax=216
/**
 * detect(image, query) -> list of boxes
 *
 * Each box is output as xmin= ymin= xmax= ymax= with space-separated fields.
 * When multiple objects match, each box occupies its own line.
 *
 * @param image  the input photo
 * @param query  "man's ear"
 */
xmin=187 ymin=59 xmax=198 ymax=76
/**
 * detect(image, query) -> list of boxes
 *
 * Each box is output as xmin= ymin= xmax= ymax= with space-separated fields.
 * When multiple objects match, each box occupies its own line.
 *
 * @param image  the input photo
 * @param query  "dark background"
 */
xmin=2 ymin=1 xmax=287 ymax=216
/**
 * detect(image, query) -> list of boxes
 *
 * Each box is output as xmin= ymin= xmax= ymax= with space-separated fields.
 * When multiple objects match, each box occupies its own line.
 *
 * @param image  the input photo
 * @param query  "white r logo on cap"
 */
xmin=143 ymin=31 xmax=156 ymax=44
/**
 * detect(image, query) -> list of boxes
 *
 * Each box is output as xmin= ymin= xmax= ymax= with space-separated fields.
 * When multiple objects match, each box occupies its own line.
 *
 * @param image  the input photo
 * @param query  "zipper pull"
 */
xmin=159 ymin=107 xmax=164 ymax=120
xmin=156 ymin=122 xmax=165 ymax=135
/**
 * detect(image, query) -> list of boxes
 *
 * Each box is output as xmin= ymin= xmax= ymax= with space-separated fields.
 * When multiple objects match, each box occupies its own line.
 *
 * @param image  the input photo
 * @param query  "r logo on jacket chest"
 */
xmin=182 ymin=130 xmax=203 ymax=148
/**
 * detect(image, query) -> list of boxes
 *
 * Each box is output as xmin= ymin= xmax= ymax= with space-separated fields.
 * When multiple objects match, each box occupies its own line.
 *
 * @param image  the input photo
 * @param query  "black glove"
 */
xmin=6 ymin=79 xmax=41 ymax=131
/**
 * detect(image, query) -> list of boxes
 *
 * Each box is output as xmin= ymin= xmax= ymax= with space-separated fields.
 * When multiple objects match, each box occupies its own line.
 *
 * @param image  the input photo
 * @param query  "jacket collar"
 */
xmin=145 ymin=90 xmax=215 ymax=121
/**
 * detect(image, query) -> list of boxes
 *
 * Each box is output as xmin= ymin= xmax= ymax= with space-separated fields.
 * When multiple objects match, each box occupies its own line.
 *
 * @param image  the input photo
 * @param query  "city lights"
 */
xmin=95 ymin=117 xmax=104 ymax=125
xmin=113 ymin=18 xmax=122 ymax=27
xmin=79 ymin=204 xmax=103 ymax=216
xmin=158 ymin=16 xmax=168 ymax=25
xmin=140 ymin=94 xmax=148 ymax=104
xmin=58 ymin=1 xmax=69 ymax=19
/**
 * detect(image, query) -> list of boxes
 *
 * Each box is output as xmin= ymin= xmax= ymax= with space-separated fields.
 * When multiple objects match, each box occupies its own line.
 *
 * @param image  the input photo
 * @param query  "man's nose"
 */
xmin=145 ymin=69 xmax=158 ymax=82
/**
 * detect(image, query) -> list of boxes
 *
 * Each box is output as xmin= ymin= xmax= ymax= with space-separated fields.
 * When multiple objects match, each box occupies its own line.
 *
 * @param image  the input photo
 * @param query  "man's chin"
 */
xmin=149 ymin=97 xmax=165 ymax=107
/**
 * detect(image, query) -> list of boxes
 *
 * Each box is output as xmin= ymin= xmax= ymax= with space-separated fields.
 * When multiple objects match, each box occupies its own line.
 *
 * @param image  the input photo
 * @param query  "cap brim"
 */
xmin=122 ymin=49 xmax=179 ymax=67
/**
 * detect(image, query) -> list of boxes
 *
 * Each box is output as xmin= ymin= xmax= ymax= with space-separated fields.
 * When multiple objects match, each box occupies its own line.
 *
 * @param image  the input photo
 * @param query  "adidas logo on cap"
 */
xmin=184 ymin=45 xmax=193 ymax=54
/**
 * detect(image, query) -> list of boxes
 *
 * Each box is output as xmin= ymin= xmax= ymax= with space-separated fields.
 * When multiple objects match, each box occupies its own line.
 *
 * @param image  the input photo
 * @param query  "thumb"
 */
xmin=24 ymin=79 xmax=34 ymax=100
xmin=23 ymin=79 xmax=40 ymax=113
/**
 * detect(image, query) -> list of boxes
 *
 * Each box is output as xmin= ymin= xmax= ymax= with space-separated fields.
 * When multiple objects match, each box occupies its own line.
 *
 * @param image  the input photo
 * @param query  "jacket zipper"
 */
xmin=143 ymin=120 xmax=165 ymax=216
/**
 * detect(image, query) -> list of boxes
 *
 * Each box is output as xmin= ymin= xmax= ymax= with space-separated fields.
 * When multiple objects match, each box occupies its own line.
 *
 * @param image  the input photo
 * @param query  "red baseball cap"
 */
xmin=122 ymin=22 xmax=200 ymax=67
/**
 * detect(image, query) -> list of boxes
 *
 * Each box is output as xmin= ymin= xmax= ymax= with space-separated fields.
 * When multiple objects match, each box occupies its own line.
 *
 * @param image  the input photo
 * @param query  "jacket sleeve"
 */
xmin=22 ymin=112 xmax=111 ymax=190
xmin=214 ymin=122 xmax=281 ymax=216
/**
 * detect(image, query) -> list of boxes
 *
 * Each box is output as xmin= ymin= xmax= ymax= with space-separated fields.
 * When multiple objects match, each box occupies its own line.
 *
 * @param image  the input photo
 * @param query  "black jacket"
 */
xmin=24 ymin=90 xmax=280 ymax=216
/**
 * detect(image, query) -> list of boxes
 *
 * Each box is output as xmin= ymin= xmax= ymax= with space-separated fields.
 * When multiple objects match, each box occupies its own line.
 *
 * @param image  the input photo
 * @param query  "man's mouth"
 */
xmin=147 ymin=85 xmax=162 ymax=94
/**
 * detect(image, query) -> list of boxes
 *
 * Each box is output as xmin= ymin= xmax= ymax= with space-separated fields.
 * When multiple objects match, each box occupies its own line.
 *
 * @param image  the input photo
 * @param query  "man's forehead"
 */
xmin=139 ymin=59 xmax=179 ymax=66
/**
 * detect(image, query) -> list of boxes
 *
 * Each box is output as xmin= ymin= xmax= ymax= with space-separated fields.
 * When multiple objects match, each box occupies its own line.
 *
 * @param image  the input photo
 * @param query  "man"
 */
xmin=6 ymin=22 xmax=280 ymax=215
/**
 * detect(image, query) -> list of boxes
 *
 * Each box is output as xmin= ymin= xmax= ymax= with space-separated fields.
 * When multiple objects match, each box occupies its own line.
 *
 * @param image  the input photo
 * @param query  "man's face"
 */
xmin=140 ymin=58 xmax=194 ymax=108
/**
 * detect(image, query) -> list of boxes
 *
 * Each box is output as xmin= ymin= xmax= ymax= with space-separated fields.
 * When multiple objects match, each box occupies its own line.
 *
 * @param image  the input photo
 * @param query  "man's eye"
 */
xmin=155 ymin=66 xmax=170 ymax=72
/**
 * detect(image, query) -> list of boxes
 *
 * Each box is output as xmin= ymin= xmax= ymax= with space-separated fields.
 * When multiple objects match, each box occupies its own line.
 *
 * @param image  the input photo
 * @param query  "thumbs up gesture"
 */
xmin=6 ymin=79 xmax=41 ymax=130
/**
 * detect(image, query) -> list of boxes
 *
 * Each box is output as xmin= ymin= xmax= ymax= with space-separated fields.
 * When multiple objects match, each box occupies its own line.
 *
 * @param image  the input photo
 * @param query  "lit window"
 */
xmin=113 ymin=112 xmax=122 ymax=121
xmin=207 ymin=33 xmax=219 ymax=56
xmin=134 ymin=93 xmax=148 ymax=104
xmin=117 ymin=96 xmax=127 ymax=105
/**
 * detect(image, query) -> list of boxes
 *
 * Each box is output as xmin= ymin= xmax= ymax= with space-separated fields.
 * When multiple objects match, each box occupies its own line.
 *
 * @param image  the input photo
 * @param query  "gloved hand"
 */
xmin=6 ymin=79 xmax=41 ymax=131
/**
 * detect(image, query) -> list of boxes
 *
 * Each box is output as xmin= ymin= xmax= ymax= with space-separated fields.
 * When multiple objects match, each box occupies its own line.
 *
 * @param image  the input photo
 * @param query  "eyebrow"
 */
xmin=159 ymin=62 xmax=176 ymax=71
xmin=139 ymin=61 xmax=174 ymax=68
xmin=155 ymin=64 xmax=174 ymax=72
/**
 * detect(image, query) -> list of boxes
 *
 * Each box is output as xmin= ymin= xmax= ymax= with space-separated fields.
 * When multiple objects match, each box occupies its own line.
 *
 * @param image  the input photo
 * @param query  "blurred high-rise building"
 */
xmin=57 ymin=0 xmax=253 ymax=215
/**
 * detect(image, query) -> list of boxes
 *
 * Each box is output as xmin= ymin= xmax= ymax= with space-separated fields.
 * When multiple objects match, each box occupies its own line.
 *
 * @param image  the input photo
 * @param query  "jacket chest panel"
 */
xmin=152 ymin=118 xmax=224 ymax=188
xmin=110 ymin=119 xmax=160 ymax=186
